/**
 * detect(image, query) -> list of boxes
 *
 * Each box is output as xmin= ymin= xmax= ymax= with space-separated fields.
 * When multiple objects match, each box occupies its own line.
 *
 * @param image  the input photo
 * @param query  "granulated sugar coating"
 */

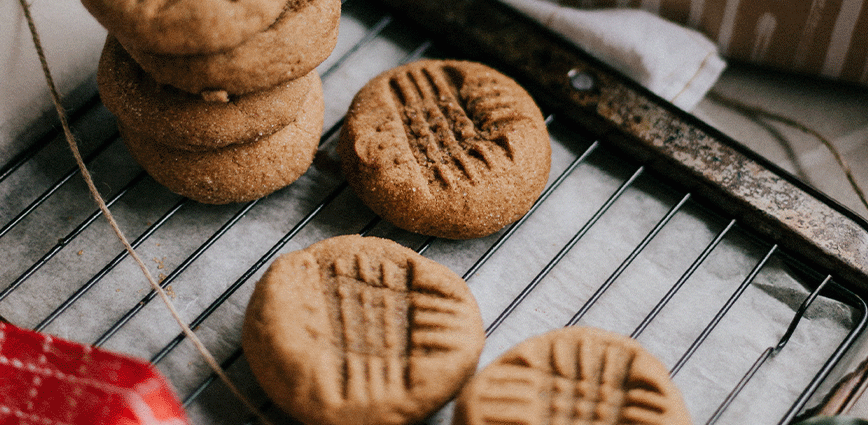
xmin=120 ymin=74 xmax=323 ymax=204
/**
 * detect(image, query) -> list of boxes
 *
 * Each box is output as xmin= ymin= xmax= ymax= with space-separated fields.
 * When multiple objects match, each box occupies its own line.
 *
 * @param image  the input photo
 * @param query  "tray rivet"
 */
xmin=568 ymin=69 xmax=595 ymax=91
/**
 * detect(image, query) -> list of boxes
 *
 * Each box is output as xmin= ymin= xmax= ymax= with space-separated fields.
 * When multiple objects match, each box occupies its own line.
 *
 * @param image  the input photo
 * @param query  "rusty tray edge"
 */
xmin=369 ymin=0 xmax=868 ymax=417
xmin=373 ymin=0 xmax=868 ymax=294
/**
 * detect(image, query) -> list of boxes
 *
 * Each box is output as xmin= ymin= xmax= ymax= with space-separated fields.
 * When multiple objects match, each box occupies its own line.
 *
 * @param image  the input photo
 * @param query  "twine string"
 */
xmin=708 ymin=90 xmax=868 ymax=213
xmin=16 ymin=1 xmax=272 ymax=423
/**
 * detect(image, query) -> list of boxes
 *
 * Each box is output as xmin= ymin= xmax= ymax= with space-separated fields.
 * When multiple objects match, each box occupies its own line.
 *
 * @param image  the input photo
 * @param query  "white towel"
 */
xmin=499 ymin=0 xmax=727 ymax=111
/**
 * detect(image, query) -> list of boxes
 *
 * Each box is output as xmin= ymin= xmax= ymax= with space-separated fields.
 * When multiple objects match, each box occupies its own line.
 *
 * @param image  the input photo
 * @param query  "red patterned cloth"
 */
xmin=0 ymin=322 xmax=189 ymax=425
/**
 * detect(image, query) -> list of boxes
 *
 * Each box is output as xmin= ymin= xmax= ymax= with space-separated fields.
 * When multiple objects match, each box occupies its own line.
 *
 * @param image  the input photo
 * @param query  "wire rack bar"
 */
xmin=0 ymin=171 xmax=148 ymax=303
xmin=565 ymin=191 xmax=692 ymax=327
xmin=670 ymin=244 xmax=780 ymax=376
xmin=0 ymin=94 xmax=102 ymax=183
xmin=710 ymin=345 xmax=776 ymax=424
xmin=631 ymin=218 xmax=738 ymax=339
xmin=705 ymin=275 xmax=834 ymax=425
xmin=0 ymin=134 xmax=118 ymax=240
xmin=414 ymin=236 xmax=438 ymax=256
xmin=35 ymin=198 xmax=190 ymax=332
xmin=183 ymin=346 xmax=245 ymax=408
xmin=462 ymin=140 xmax=599 ymax=282
xmin=485 ymin=165 xmax=645 ymax=337
xmin=775 ymin=275 xmax=834 ymax=354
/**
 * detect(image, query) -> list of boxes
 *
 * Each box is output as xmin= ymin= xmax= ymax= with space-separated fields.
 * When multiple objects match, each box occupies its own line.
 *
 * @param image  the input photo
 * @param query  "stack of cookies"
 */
xmin=89 ymin=0 xmax=341 ymax=204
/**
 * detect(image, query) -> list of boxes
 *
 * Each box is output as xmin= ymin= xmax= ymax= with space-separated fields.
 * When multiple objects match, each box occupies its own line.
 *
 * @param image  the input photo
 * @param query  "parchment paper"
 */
xmin=0 ymin=1 xmax=861 ymax=424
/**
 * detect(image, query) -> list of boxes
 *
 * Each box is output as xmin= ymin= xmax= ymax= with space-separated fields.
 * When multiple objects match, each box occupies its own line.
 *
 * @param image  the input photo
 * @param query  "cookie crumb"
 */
xmin=201 ymin=90 xmax=230 ymax=103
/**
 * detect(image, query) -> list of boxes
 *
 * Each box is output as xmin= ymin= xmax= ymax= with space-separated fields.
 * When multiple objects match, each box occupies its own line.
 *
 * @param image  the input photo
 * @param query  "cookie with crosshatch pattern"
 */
xmin=453 ymin=326 xmax=691 ymax=425
xmin=242 ymin=235 xmax=485 ymax=425
xmin=337 ymin=59 xmax=551 ymax=239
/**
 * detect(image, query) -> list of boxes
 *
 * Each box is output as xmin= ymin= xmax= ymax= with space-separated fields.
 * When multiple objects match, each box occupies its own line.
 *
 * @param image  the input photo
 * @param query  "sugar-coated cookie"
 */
xmin=124 ymin=0 xmax=340 ymax=96
xmin=81 ymin=0 xmax=287 ymax=55
xmin=120 ymin=73 xmax=323 ymax=204
xmin=453 ymin=327 xmax=692 ymax=425
xmin=98 ymin=36 xmax=317 ymax=151
xmin=338 ymin=59 xmax=551 ymax=239
xmin=242 ymin=235 xmax=485 ymax=425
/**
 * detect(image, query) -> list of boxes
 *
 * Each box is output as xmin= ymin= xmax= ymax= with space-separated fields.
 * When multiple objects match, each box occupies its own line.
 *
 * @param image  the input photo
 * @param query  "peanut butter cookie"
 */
xmin=453 ymin=327 xmax=692 ymax=425
xmin=81 ymin=0 xmax=288 ymax=55
xmin=119 ymin=73 xmax=323 ymax=204
xmin=242 ymin=235 xmax=485 ymax=425
xmin=123 ymin=0 xmax=340 ymax=96
xmin=98 ymin=36 xmax=317 ymax=151
xmin=338 ymin=60 xmax=551 ymax=239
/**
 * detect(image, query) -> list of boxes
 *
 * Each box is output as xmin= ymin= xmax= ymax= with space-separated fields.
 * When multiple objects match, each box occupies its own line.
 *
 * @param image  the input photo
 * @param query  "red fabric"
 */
xmin=0 ymin=322 xmax=189 ymax=425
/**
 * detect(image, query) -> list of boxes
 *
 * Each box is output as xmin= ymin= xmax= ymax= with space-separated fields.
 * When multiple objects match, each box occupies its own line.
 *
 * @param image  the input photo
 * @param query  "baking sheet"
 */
xmin=0 ymin=1 xmax=861 ymax=424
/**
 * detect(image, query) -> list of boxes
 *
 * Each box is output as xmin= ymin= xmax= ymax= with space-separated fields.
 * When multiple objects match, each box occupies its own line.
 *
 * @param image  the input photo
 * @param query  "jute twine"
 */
xmin=15 ymin=1 xmax=272 ymax=423
xmin=708 ymin=90 xmax=868 ymax=213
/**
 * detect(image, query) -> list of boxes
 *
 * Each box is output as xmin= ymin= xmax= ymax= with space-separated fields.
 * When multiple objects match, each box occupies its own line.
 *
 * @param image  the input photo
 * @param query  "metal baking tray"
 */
xmin=2 ymin=0 xmax=868 ymax=423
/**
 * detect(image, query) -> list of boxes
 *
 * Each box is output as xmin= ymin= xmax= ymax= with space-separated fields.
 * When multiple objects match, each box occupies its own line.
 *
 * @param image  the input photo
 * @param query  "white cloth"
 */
xmin=1 ymin=1 xmax=106 ymax=157
xmin=499 ymin=0 xmax=727 ymax=111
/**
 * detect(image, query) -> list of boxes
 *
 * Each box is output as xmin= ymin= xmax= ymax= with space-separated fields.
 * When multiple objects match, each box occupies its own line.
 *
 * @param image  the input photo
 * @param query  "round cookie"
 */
xmin=81 ymin=0 xmax=287 ymax=55
xmin=337 ymin=59 xmax=551 ymax=240
xmin=242 ymin=235 xmax=485 ymax=425
xmin=120 ymin=73 xmax=323 ymax=204
xmin=124 ymin=0 xmax=341 ymax=96
xmin=98 ymin=36 xmax=317 ymax=152
xmin=453 ymin=327 xmax=692 ymax=425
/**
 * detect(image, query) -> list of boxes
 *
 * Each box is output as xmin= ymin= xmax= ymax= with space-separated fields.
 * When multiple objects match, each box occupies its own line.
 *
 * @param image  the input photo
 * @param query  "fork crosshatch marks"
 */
xmin=242 ymin=235 xmax=485 ymax=425
xmin=454 ymin=327 xmax=693 ymax=425
xmin=327 ymin=251 xmax=473 ymax=401
xmin=338 ymin=60 xmax=552 ymax=239
xmin=388 ymin=64 xmax=517 ymax=188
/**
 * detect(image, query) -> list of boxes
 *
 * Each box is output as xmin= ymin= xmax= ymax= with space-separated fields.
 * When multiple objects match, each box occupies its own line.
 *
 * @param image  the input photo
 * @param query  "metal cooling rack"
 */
xmin=3 ymin=0 xmax=868 ymax=424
